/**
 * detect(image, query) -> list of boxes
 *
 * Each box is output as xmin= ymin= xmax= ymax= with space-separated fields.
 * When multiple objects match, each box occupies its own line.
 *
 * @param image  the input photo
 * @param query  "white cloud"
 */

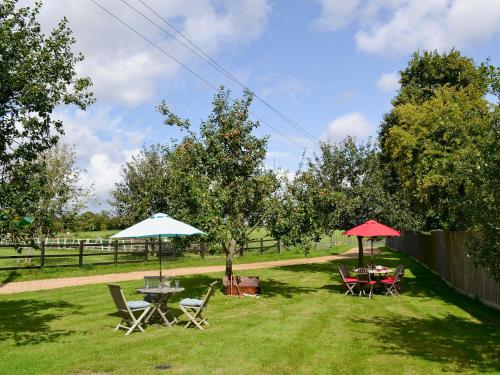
xmin=377 ymin=72 xmax=400 ymax=93
xmin=322 ymin=112 xmax=374 ymax=143
xmin=314 ymin=0 xmax=500 ymax=55
xmin=55 ymin=108 xmax=144 ymax=209
xmin=32 ymin=0 xmax=271 ymax=106
xmin=313 ymin=0 xmax=360 ymax=31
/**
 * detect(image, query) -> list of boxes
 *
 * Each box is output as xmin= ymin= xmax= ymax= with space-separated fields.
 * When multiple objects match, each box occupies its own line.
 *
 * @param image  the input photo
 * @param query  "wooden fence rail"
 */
xmin=387 ymin=230 xmax=500 ymax=311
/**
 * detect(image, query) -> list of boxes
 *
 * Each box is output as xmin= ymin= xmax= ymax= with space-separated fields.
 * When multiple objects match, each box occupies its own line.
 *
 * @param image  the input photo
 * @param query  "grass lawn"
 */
xmin=0 ymin=247 xmax=498 ymax=375
xmin=0 ymin=244 xmax=352 ymax=284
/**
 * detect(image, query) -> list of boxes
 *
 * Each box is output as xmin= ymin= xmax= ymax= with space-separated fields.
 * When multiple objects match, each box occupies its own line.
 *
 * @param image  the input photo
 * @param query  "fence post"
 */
xmin=200 ymin=240 xmax=206 ymax=259
xmin=113 ymin=240 xmax=118 ymax=265
xmin=277 ymin=239 xmax=282 ymax=254
xmin=145 ymin=239 xmax=149 ymax=261
xmin=260 ymin=238 xmax=264 ymax=254
xmin=40 ymin=241 xmax=45 ymax=268
xmin=79 ymin=240 xmax=84 ymax=267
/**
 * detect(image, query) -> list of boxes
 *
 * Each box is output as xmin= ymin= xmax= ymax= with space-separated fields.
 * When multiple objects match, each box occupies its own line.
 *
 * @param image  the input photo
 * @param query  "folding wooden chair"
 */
xmin=356 ymin=268 xmax=376 ymax=299
xmin=107 ymin=284 xmax=151 ymax=335
xmin=179 ymin=281 xmax=218 ymax=330
xmin=338 ymin=265 xmax=358 ymax=295
xmin=380 ymin=266 xmax=404 ymax=296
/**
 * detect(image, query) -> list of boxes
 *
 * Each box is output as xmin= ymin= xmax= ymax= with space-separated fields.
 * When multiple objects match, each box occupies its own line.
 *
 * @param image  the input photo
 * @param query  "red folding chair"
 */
xmin=338 ymin=265 xmax=358 ymax=295
xmin=356 ymin=268 xmax=376 ymax=298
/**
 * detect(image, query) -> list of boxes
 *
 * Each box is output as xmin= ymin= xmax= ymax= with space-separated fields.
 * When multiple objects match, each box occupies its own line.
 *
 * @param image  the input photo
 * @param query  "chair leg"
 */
xmin=125 ymin=307 xmax=150 ymax=336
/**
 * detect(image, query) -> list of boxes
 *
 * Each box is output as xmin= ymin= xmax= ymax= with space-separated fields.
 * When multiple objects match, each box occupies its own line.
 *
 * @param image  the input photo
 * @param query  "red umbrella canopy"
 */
xmin=343 ymin=220 xmax=400 ymax=237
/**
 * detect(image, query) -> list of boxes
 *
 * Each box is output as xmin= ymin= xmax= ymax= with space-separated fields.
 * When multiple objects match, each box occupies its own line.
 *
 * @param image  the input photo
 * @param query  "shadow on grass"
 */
xmin=0 ymin=271 xmax=22 ymax=285
xmin=274 ymin=248 xmax=500 ymax=325
xmin=352 ymin=314 xmax=500 ymax=373
xmin=0 ymin=299 xmax=79 ymax=346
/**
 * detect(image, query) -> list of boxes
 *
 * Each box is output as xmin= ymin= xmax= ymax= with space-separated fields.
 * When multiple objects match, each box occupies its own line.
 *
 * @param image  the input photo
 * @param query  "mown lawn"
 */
xmin=0 ymin=248 xmax=498 ymax=375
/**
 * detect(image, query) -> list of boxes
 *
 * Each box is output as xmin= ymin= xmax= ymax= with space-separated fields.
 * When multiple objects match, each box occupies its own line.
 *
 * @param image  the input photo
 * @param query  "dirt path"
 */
xmin=0 ymin=248 xmax=359 ymax=295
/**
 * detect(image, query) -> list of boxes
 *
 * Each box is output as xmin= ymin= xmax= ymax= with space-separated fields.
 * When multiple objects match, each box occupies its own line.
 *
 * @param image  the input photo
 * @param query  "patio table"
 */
xmin=137 ymin=287 xmax=185 ymax=326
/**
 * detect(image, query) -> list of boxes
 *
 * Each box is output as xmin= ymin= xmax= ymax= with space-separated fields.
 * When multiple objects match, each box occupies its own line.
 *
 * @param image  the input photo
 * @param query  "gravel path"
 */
xmin=0 ymin=248 xmax=359 ymax=294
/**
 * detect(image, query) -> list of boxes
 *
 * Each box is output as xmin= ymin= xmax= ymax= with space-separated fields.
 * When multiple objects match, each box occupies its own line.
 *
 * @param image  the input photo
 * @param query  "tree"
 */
xmin=284 ymin=138 xmax=417 ymax=265
xmin=159 ymin=87 xmax=277 ymax=276
xmin=380 ymin=49 xmax=499 ymax=279
xmin=379 ymin=49 xmax=498 ymax=144
xmin=111 ymin=145 xmax=172 ymax=226
xmin=12 ymin=144 xmax=90 ymax=240
xmin=0 ymin=0 xmax=94 ymax=236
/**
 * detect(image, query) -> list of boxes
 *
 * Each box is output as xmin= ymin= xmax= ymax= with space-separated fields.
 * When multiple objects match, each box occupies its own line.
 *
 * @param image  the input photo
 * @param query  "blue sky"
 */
xmin=32 ymin=0 xmax=500 ymax=210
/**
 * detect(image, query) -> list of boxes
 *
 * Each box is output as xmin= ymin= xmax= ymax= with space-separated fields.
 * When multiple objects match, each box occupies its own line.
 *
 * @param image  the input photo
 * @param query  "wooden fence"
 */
xmin=386 ymin=230 xmax=500 ymax=311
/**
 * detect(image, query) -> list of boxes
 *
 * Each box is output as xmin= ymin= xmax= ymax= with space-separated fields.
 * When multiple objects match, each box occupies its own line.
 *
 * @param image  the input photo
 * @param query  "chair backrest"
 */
xmin=200 ymin=281 xmax=218 ymax=309
xmin=107 ymin=284 xmax=129 ymax=312
xmin=395 ymin=264 xmax=405 ymax=278
xmin=357 ymin=268 xmax=371 ymax=282
xmin=338 ymin=265 xmax=351 ymax=281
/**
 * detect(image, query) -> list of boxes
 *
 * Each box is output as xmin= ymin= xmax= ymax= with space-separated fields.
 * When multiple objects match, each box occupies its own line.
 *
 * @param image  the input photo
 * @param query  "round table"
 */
xmin=137 ymin=287 xmax=185 ymax=326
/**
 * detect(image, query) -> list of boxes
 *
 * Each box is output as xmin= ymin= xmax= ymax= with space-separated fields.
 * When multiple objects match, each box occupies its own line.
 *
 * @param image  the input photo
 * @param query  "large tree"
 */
xmin=380 ymin=49 xmax=499 ymax=279
xmin=0 ymin=0 xmax=93 ymax=236
xmin=159 ymin=87 xmax=277 ymax=276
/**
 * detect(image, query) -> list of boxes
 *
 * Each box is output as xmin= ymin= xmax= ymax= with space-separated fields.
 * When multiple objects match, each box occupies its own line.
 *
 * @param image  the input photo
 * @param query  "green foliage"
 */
xmin=379 ymin=49 xmax=498 ymax=143
xmin=380 ymin=49 xmax=499 ymax=279
xmin=0 ymin=0 xmax=94 ymax=237
xmin=266 ymin=138 xmax=417 ymax=258
xmin=163 ymin=88 xmax=278 ymax=274
xmin=110 ymin=144 xmax=172 ymax=226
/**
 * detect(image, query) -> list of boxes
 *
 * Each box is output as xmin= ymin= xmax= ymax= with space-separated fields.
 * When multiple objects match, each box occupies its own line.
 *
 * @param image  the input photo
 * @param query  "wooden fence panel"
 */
xmin=387 ymin=230 xmax=500 ymax=311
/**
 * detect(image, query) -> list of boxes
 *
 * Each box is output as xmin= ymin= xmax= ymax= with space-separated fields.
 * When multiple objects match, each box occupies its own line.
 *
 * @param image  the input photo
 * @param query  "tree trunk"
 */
xmin=357 ymin=236 xmax=364 ymax=267
xmin=224 ymin=238 xmax=237 ymax=276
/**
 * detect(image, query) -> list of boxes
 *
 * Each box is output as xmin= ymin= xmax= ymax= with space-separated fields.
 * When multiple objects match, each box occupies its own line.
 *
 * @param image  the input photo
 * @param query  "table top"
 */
xmin=136 ymin=287 xmax=185 ymax=294
xmin=354 ymin=268 xmax=391 ymax=274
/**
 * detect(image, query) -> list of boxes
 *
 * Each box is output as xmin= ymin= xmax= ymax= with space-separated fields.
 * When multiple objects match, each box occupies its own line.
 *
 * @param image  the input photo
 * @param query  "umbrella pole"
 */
xmin=159 ymin=234 xmax=162 ymax=279
xmin=371 ymin=238 xmax=374 ymax=264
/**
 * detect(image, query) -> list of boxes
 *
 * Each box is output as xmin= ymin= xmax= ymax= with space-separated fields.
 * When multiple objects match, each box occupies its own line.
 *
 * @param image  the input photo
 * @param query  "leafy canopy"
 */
xmin=0 ymin=0 xmax=94 ymax=237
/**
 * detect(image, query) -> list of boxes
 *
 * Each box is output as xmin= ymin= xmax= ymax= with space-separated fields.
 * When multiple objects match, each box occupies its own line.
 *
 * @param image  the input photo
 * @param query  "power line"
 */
xmin=125 ymin=0 xmax=321 ymax=147
xmin=89 ymin=0 xmax=307 ymax=150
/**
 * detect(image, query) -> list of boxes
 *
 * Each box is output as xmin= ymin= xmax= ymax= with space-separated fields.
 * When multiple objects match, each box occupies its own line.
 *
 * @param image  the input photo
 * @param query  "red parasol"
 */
xmin=343 ymin=220 xmax=400 ymax=237
xmin=343 ymin=220 xmax=400 ymax=265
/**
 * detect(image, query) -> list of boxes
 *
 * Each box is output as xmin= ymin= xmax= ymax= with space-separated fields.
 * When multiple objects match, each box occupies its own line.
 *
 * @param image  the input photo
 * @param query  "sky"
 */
xmin=28 ymin=0 xmax=500 ymax=211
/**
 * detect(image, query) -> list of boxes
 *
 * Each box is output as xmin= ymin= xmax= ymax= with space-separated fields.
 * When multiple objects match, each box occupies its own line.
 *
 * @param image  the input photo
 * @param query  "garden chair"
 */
xmin=107 ymin=284 xmax=151 ymax=335
xmin=338 ymin=265 xmax=358 ymax=295
xmin=179 ymin=281 xmax=218 ymax=330
xmin=380 ymin=266 xmax=405 ymax=296
xmin=356 ymin=268 xmax=376 ymax=298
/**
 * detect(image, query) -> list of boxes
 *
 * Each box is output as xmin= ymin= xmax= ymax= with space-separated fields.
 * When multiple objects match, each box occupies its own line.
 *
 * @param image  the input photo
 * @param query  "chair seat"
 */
xmin=180 ymin=298 xmax=204 ymax=307
xmin=358 ymin=280 xmax=376 ymax=285
xmin=380 ymin=278 xmax=396 ymax=284
xmin=128 ymin=300 xmax=150 ymax=310
xmin=344 ymin=277 xmax=358 ymax=283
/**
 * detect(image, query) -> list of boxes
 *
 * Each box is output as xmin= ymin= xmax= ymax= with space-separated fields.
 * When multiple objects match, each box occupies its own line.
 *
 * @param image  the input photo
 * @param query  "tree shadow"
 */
xmin=0 ymin=299 xmax=79 ymax=346
xmin=351 ymin=314 xmax=500 ymax=373
xmin=261 ymin=278 xmax=317 ymax=299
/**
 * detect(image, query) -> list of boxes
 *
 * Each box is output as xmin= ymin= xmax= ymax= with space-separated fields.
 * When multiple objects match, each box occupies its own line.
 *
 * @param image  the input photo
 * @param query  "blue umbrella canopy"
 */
xmin=111 ymin=213 xmax=205 ymax=239
xmin=110 ymin=213 xmax=205 ymax=279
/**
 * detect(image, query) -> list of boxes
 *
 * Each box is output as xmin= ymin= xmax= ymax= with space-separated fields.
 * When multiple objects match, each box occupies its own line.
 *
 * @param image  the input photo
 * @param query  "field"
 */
xmin=0 ymin=247 xmax=498 ymax=375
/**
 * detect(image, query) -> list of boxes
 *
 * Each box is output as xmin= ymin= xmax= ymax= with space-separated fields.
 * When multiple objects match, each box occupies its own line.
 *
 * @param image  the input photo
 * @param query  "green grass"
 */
xmin=0 ymin=244 xmax=352 ymax=284
xmin=0 ymin=247 xmax=498 ymax=375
